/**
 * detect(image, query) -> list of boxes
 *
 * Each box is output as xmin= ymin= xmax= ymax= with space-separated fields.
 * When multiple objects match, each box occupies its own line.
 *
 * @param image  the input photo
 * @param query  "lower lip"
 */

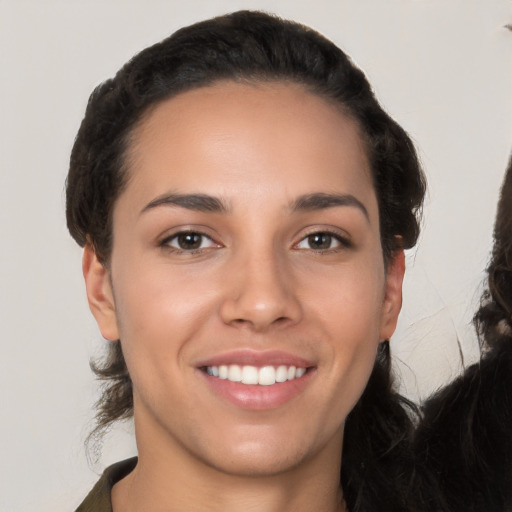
xmin=200 ymin=370 xmax=314 ymax=410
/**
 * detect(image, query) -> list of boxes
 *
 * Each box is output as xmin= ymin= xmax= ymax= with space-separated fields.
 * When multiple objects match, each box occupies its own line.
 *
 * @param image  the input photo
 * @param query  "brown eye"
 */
xmin=307 ymin=233 xmax=333 ymax=250
xmin=295 ymin=231 xmax=349 ymax=252
xmin=163 ymin=231 xmax=217 ymax=252
xmin=176 ymin=233 xmax=202 ymax=250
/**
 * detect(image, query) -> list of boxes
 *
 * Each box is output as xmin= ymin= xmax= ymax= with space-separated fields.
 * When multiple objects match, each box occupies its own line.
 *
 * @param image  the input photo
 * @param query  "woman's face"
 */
xmin=85 ymin=81 xmax=404 ymax=477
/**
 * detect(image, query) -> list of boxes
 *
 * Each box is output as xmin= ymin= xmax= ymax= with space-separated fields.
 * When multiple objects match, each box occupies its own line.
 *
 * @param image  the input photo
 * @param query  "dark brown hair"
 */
xmin=475 ymin=154 xmax=512 ymax=348
xmin=66 ymin=11 xmax=426 ymax=511
xmin=413 ymin=155 xmax=512 ymax=512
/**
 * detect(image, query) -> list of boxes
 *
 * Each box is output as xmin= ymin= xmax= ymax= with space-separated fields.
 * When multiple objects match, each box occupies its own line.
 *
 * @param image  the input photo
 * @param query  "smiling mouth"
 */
xmin=203 ymin=364 xmax=308 ymax=386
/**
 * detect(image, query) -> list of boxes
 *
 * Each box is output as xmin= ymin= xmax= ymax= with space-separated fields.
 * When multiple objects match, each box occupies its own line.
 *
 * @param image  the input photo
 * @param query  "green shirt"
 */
xmin=75 ymin=458 xmax=137 ymax=512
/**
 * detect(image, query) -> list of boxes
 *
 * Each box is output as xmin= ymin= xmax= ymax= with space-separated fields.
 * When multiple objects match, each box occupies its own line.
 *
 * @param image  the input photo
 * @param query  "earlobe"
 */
xmin=82 ymin=244 xmax=120 ymax=341
xmin=379 ymin=249 xmax=405 ymax=341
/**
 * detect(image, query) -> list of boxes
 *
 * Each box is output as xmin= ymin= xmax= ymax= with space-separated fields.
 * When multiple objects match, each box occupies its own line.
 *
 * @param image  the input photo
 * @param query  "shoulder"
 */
xmin=75 ymin=457 xmax=138 ymax=512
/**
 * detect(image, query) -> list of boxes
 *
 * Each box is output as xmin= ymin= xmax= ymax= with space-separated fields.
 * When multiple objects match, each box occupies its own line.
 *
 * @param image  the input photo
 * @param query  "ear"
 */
xmin=82 ymin=244 xmax=120 ymax=341
xmin=379 ymin=248 xmax=405 ymax=341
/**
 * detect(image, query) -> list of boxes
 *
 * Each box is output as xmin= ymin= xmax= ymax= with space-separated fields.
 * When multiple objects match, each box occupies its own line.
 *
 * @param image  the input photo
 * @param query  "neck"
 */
xmin=112 ymin=413 xmax=346 ymax=512
xmin=114 ymin=461 xmax=346 ymax=512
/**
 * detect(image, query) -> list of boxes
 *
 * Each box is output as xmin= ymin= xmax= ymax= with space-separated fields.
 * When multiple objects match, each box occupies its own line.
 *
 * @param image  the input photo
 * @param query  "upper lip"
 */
xmin=196 ymin=349 xmax=315 ymax=369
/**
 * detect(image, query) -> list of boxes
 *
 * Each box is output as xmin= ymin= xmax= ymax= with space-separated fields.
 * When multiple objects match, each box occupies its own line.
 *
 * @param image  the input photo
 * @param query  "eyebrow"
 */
xmin=291 ymin=193 xmax=369 ymax=220
xmin=140 ymin=191 xmax=369 ymax=220
xmin=140 ymin=193 xmax=230 ymax=215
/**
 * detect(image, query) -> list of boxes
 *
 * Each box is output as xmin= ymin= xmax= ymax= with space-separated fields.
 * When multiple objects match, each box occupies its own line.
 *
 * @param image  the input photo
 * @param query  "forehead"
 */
xmin=122 ymin=81 xmax=376 ymax=215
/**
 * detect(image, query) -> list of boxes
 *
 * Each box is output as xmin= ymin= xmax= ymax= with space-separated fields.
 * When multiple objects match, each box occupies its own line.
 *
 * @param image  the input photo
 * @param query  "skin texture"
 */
xmin=83 ymin=81 xmax=405 ymax=512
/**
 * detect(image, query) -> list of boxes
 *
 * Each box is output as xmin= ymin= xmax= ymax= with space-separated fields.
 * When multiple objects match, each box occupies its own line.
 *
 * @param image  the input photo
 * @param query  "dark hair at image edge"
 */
xmin=414 ymin=153 xmax=512 ymax=511
xmin=475 ymin=153 xmax=512 ymax=349
xmin=66 ymin=11 xmax=426 ymax=511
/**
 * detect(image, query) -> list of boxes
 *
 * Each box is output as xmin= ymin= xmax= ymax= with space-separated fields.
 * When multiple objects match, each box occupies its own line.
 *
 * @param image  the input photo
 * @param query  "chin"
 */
xmin=205 ymin=442 xmax=309 ymax=478
xmin=196 ymin=423 xmax=337 ymax=478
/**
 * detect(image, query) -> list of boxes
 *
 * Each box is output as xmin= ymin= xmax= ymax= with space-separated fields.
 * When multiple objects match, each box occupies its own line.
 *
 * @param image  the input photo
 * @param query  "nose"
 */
xmin=219 ymin=250 xmax=303 ymax=332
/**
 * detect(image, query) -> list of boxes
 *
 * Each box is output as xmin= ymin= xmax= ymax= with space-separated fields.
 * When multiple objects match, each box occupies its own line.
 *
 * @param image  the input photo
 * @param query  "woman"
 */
xmin=67 ymin=11 xmax=426 ymax=512
xmin=415 ymin=155 xmax=512 ymax=512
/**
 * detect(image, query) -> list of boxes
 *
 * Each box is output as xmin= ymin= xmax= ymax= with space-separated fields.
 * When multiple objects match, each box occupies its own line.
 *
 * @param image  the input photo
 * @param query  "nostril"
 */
xmin=219 ymin=286 xmax=303 ymax=330
xmin=227 ymin=315 xmax=290 ymax=331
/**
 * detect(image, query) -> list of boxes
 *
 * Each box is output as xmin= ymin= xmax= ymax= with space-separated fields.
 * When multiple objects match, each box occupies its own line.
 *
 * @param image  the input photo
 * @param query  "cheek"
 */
xmin=111 ymin=260 xmax=222 ymax=369
xmin=309 ymin=259 xmax=385 ymax=398
xmin=321 ymin=310 xmax=382 ymax=433
xmin=307 ymin=255 xmax=385 ymax=335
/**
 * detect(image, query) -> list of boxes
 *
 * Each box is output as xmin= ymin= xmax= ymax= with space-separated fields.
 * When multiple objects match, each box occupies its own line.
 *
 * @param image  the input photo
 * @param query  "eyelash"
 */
xmin=160 ymin=230 xmax=220 ymax=254
xmin=159 ymin=229 xmax=351 ymax=255
xmin=294 ymin=230 xmax=352 ymax=253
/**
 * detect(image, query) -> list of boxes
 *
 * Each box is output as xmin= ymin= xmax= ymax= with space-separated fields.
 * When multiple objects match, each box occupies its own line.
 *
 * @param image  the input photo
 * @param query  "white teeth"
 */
xmin=241 ymin=365 xmax=259 ymax=385
xmin=219 ymin=365 xmax=228 ymax=379
xmin=275 ymin=365 xmax=288 ymax=383
xmin=258 ymin=366 xmax=276 ymax=386
xmin=296 ymin=367 xmax=306 ymax=378
xmin=228 ymin=365 xmax=242 ymax=382
xmin=205 ymin=364 xmax=307 ymax=385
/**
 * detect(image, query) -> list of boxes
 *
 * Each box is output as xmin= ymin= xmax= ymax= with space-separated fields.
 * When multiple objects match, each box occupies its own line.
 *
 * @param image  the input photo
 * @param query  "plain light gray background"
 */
xmin=1 ymin=1 xmax=511 ymax=510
